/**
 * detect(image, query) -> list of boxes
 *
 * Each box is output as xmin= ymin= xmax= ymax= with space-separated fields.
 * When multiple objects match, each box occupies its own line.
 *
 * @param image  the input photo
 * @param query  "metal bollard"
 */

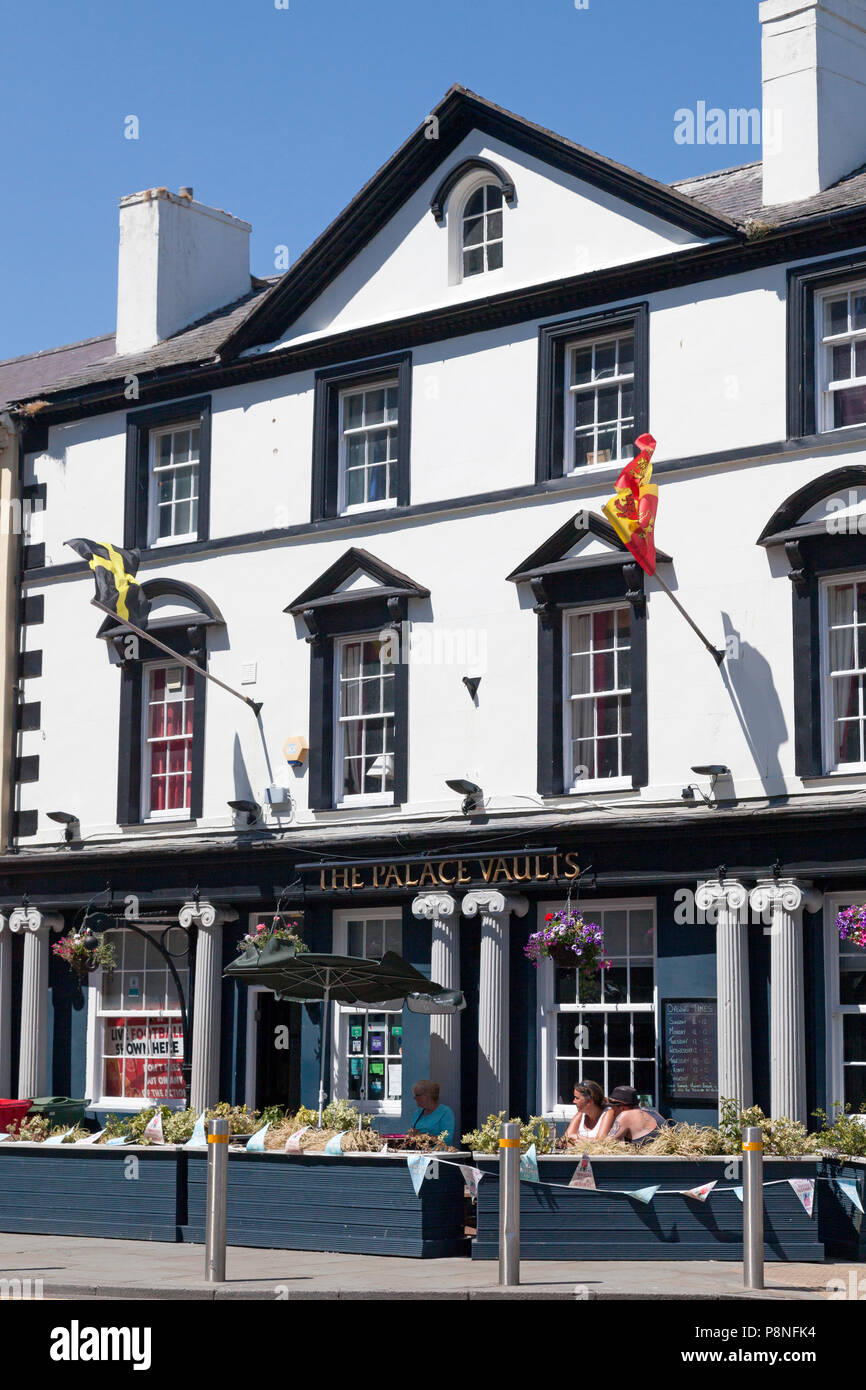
xmin=498 ymin=1120 xmax=521 ymax=1287
xmin=205 ymin=1118 xmax=230 ymax=1282
xmin=742 ymin=1125 xmax=764 ymax=1290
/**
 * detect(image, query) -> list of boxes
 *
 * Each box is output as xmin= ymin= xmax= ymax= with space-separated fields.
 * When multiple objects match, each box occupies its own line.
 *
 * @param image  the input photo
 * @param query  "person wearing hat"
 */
xmin=607 ymin=1085 xmax=663 ymax=1146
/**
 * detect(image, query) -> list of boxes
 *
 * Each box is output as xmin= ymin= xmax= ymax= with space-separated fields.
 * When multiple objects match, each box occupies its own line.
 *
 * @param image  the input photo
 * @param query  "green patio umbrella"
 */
xmin=224 ymin=938 xmax=465 ymax=1126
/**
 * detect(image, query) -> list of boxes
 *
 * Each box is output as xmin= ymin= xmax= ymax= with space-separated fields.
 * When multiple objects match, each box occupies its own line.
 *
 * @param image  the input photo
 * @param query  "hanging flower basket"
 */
xmin=524 ymin=910 xmax=610 ymax=975
xmin=51 ymin=931 xmax=117 ymax=979
xmin=836 ymin=905 xmax=866 ymax=950
xmin=239 ymin=919 xmax=309 ymax=955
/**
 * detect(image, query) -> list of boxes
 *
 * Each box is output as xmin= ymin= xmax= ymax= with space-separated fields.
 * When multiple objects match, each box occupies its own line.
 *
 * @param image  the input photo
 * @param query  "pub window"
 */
xmin=822 ymin=575 xmax=866 ymax=772
xmin=334 ymin=634 xmax=396 ymax=805
xmin=338 ymin=381 xmax=399 ymax=513
xmin=124 ymin=396 xmax=212 ymax=550
xmin=564 ymin=605 xmax=631 ymax=788
xmin=539 ymin=900 xmax=657 ymax=1116
xmin=827 ymin=898 xmax=866 ymax=1112
xmin=148 ymin=422 xmax=200 ymax=545
xmin=333 ymin=911 xmax=404 ymax=1115
xmin=311 ymin=354 xmax=412 ymax=521
xmin=142 ymin=662 xmax=196 ymax=818
xmin=93 ymin=927 xmax=187 ymax=1109
xmin=817 ymin=283 xmax=866 ymax=433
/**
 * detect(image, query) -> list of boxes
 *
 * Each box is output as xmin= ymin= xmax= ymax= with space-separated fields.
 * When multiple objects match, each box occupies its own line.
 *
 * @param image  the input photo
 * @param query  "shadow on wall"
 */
xmin=719 ymin=611 xmax=788 ymax=797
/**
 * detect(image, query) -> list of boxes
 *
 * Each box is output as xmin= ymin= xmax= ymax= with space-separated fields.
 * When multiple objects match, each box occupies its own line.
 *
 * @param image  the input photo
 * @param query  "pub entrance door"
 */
xmin=254 ymin=992 xmax=302 ymax=1112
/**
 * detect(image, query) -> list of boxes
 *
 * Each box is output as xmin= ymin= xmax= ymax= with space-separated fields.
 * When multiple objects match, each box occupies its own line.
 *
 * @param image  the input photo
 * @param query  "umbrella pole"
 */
xmin=318 ymin=986 xmax=330 ymax=1129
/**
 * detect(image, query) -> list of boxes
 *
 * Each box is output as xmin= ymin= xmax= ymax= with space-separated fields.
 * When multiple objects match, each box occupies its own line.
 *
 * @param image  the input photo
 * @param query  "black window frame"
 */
xmin=306 ymin=596 xmax=410 ymax=812
xmin=116 ymin=625 xmax=207 ymax=826
xmin=311 ymin=352 xmax=412 ymax=522
xmin=124 ymin=396 xmax=213 ymax=552
xmin=534 ymin=563 xmax=648 ymax=796
xmin=535 ymin=303 xmax=649 ymax=484
xmin=788 ymin=251 xmax=866 ymax=441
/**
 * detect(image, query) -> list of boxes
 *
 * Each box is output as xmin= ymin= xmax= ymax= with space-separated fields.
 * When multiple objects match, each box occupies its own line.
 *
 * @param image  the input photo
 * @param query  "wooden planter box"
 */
xmin=0 ymin=1143 xmax=184 ymax=1242
xmin=817 ymin=1157 xmax=866 ymax=1259
xmin=471 ymin=1155 xmax=826 ymax=1261
xmin=183 ymin=1150 xmax=471 ymax=1258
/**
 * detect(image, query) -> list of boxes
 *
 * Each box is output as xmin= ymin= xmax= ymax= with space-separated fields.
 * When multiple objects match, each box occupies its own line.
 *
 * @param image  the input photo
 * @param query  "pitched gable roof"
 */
xmin=508 ymin=511 xmax=670 ymax=583
xmin=222 ymin=86 xmax=741 ymax=359
xmin=285 ymin=547 xmax=430 ymax=614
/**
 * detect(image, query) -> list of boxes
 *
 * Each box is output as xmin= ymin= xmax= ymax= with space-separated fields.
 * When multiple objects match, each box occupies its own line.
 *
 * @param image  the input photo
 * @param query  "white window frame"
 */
xmin=333 ymin=634 xmax=396 ymax=808
xmin=823 ymin=894 xmax=866 ymax=1115
xmin=140 ymin=660 xmax=195 ymax=822
xmin=816 ymin=280 xmax=866 ymax=435
xmin=819 ymin=571 xmax=866 ymax=774
xmin=564 ymin=332 xmax=635 ymax=474
xmin=337 ymin=381 xmax=400 ymax=517
xmin=537 ymin=897 xmax=658 ymax=1119
xmin=448 ymin=172 xmax=507 ymax=286
xmin=147 ymin=421 xmax=201 ymax=547
xmin=562 ymin=603 xmax=632 ymax=794
xmin=331 ymin=908 xmax=405 ymax=1117
xmin=85 ymin=928 xmax=188 ymax=1113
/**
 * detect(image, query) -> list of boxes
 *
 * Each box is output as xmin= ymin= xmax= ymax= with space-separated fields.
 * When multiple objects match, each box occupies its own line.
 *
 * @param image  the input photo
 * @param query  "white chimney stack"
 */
xmin=761 ymin=0 xmax=866 ymax=206
xmin=116 ymin=187 xmax=251 ymax=355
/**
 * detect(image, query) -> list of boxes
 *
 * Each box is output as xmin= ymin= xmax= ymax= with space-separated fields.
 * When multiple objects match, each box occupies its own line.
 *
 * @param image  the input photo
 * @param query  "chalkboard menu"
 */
xmin=663 ymin=1000 xmax=718 ymax=1102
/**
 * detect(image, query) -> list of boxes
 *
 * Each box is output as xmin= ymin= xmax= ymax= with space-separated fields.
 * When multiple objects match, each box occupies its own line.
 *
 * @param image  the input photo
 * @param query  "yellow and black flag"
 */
xmin=65 ymin=538 xmax=151 ymax=628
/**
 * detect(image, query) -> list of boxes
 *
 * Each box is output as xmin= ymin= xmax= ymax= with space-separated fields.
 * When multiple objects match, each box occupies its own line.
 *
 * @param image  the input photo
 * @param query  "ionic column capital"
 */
xmin=178 ymin=901 xmax=238 ymax=932
xmin=461 ymin=890 xmax=529 ymax=920
xmin=8 ymin=907 xmax=64 ymax=935
xmin=748 ymin=880 xmax=822 ymax=915
xmin=695 ymin=879 xmax=747 ymax=914
xmin=412 ymin=892 xmax=456 ymax=922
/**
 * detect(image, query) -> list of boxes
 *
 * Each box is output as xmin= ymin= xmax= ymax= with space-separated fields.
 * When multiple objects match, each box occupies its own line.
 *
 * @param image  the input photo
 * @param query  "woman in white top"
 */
xmin=563 ymin=1080 xmax=615 ymax=1145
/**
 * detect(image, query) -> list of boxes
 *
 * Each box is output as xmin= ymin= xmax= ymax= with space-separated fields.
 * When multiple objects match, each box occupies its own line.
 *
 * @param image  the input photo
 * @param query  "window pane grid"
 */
xmin=341 ymin=919 xmax=403 ymax=1106
xmin=151 ymin=426 xmax=200 ymax=540
xmin=567 ymin=334 xmax=635 ymax=468
xmin=98 ymin=930 xmax=187 ymax=1103
xmin=462 ymin=183 xmax=503 ymax=278
xmin=337 ymin=638 xmax=395 ymax=799
xmin=566 ymin=608 xmax=631 ymax=785
xmin=144 ymin=665 xmax=195 ymax=814
xmin=340 ymin=385 xmax=398 ymax=509
xmin=821 ymin=288 xmax=866 ymax=430
xmin=826 ymin=579 xmax=866 ymax=766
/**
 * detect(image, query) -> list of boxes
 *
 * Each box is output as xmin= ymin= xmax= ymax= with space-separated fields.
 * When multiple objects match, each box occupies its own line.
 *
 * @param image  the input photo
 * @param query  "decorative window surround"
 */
xmin=286 ymin=547 xmax=429 ymax=811
xmin=508 ymin=511 xmax=661 ymax=795
xmin=311 ymin=354 xmax=412 ymax=521
xmin=124 ymin=397 xmax=212 ymax=551
xmin=536 ymin=304 xmax=649 ymax=484
xmin=331 ymin=908 xmax=404 ymax=1116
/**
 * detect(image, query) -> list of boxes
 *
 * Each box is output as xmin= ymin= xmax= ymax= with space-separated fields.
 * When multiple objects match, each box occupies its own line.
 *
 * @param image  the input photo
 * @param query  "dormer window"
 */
xmin=461 ymin=183 xmax=503 ymax=278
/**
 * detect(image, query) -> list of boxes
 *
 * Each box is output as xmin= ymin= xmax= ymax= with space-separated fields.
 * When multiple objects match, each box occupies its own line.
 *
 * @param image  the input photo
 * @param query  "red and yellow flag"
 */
xmin=601 ymin=433 xmax=659 ymax=576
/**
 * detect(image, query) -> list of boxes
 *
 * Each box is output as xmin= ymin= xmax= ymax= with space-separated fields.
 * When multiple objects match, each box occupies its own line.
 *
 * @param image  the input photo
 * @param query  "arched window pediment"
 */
xmin=429 ymin=157 xmax=516 ymax=225
xmin=97 ymin=577 xmax=224 ymax=642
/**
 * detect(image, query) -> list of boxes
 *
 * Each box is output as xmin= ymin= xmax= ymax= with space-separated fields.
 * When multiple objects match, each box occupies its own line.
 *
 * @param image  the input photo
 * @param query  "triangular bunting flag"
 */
xmin=626 ymin=1185 xmax=660 ymax=1204
xmin=519 ymin=1142 xmax=539 ymax=1183
xmin=44 ymin=1127 xmax=76 ymax=1146
xmin=835 ymin=1178 xmax=864 ymax=1214
xmin=0 ymin=1134 xmax=10 ymax=1143
xmin=75 ymin=1128 xmax=105 ymax=1145
xmin=105 ymin=1133 xmax=131 ymax=1146
xmin=285 ymin=1125 xmax=309 ymax=1153
xmin=183 ymin=1113 xmax=207 ymax=1150
xmin=788 ymin=1178 xmax=815 ymax=1218
xmin=732 ymin=1185 xmax=744 ymax=1202
xmin=569 ymin=1153 xmax=596 ymax=1190
xmin=143 ymin=1111 xmax=164 ymax=1145
xmin=323 ymin=1132 xmax=344 ymax=1156
xmin=459 ymin=1164 xmax=485 ymax=1199
xmin=246 ymin=1123 xmax=270 ymax=1152
xmin=681 ymin=1180 xmax=716 ymax=1202
xmin=407 ymin=1154 xmax=432 ymax=1194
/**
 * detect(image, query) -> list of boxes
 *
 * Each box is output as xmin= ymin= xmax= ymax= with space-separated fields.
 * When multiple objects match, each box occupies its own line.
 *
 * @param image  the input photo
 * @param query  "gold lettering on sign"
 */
xmin=418 ymin=862 xmax=439 ymax=888
xmin=372 ymin=865 xmax=383 ymax=889
xmin=492 ymin=858 xmax=513 ymax=883
xmin=351 ymin=867 xmax=364 ymax=889
xmin=512 ymin=856 xmax=531 ymax=883
xmin=383 ymin=864 xmax=402 ymax=889
xmin=480 ymin=859 xmax=495 ymax=883
xmin=404 ymin=863 xmax=420 ymax=888
xmin=564 ymin=852 xmax=580 ymax=879
xmin=533 ymin=857 xmax=550 ymax=881
xmin=320 ymin=871 xmax=328 ymax=891
xmin=457 ymin=860 xmax=471 ymax=885
xmin=438 ymin=861 xmax=456 ymax=885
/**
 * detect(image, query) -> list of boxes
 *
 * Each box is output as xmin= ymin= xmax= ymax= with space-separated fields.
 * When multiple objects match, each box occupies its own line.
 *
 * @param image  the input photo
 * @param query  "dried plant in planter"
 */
xmin=393 ymin=1129 xmax=456 ymax=1153
xmin=341 ymin=1128 xmax=385 ymax=1153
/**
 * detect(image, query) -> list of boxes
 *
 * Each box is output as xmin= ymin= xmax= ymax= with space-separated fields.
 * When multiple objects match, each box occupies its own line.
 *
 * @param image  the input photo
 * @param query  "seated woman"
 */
xmin=606 ymin=1085 xmax=662 ymax=1147
xmin=562 ymin=1080 xmax=614 ymax=1145
xmin=408 ymin=1080 xmax=455 ymax=1146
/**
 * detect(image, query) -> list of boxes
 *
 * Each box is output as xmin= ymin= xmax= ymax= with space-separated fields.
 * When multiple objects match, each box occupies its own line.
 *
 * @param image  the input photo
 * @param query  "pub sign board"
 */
xmin=662 ymin=999 xmax=718 ymax=1103
xmin=312 ymin=851 xmax=580 ymax=892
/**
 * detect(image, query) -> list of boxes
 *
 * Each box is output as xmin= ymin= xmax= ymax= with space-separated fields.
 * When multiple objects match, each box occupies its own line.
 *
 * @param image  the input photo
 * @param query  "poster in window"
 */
xmin=369 ymin=1032 xmax=384 ymax=1054
xmin=387 ymin=1063 xmax=402 ymax=1099
xmin=369 ymin=1061 xmax=385 ymax=1097
xmin=662 ymin=1000 xmax=717 ymax=1102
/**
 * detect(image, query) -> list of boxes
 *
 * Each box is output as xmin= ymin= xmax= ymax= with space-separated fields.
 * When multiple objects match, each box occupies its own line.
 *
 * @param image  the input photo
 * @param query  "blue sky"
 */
xmin=1 ymin=0 xmax=762 ymax=359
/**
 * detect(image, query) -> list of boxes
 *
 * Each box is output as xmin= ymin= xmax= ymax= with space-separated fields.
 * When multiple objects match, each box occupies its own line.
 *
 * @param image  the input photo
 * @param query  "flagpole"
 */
xmin=651 ymin=571 xmax=725 ymax=666
xmin=92 ymin=601 xmax=263 ymax=716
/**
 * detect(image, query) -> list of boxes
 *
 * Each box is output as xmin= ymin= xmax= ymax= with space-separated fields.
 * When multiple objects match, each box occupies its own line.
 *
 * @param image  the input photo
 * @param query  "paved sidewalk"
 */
xmin=0 ymin=1233 xmax=853 ymax=1300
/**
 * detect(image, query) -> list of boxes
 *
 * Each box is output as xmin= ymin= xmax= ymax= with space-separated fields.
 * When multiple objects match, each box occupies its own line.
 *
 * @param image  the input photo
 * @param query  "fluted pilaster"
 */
xmin=412 ymin=892 xmax=460 ymax=1112
xmin=749 ymin=880 xmax=819 ymax=1124
xmin=10 ymin=908 xmax=64 ymax=1096
xmin=462 ymin=891 xmax=528 ymax=1122
xmin=179 ymin=902 xmax=238 ymax=1111
xmin=695 ymin=880 xmax=752 ymax=1112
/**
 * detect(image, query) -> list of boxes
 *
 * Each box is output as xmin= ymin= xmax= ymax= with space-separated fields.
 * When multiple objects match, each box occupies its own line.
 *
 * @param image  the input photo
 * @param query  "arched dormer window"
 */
xmin=98 ymin=578 xmax=225 ymax=825
xmin=429 ymin=157 xmax=516 ymax=285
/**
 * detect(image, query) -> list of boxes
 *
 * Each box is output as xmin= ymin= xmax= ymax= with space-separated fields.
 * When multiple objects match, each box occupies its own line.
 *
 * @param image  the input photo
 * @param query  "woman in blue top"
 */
xmin=409 ymin=1080 xmax=455 ymax=1146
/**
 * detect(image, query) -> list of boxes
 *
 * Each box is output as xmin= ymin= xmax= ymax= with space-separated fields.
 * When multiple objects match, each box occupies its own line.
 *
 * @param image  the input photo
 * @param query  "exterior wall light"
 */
xmin=445 ymin=778 xmax=484 ymax=815
xmin=47 ymin=810 xmax=80 ymax=843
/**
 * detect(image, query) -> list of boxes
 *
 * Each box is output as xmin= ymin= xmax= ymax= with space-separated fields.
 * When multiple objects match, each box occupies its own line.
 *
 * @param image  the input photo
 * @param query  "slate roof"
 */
xmin=673 ymin=159 xmax=866 ymax=229
xmin=0 ymin=333 xmax=116 ymax=410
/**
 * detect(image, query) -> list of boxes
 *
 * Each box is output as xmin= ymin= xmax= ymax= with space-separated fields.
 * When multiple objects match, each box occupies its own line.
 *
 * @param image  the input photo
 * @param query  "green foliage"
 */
xmin=717 ymin=1097 xmax=813 ymax=1155
xmin=259 ymin=1105 xmax=288 ymax=1128
xmin=322 ymin=1098 xmax=371 ymax=1132
xmin=461 ymin=1112 xmax=554 ymax=1154
xmin=811 ymin=1102 xmax=866 ymax=1157
xmin=205 ymin=1103 xmax=260 ymax=1135
xmin=292 ymin=1105 xmax=320 ymax=1129
xmin=7 ymin=1114 xmax=52 ymax=1142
